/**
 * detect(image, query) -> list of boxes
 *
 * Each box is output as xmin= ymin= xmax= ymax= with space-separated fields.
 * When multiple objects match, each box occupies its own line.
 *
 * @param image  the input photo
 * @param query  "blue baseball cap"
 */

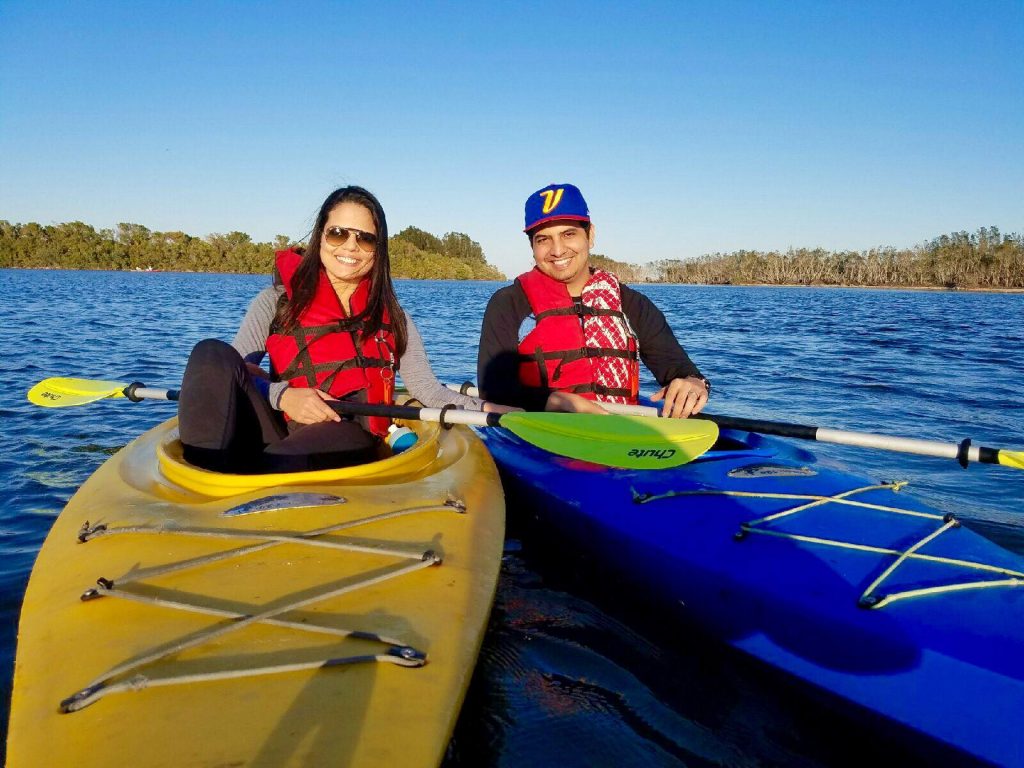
xmin=524 ymin=183 xmax=590 ymax=232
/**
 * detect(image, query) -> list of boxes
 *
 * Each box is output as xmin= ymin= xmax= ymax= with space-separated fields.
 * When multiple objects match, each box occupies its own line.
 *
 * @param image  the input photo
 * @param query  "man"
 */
xmin=477 ymin=183 xmax=710 ymax=417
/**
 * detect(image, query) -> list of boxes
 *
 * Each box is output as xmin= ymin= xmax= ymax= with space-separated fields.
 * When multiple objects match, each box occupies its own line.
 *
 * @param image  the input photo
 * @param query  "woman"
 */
xmin=178 ymin=185 xmax=504 ymax=473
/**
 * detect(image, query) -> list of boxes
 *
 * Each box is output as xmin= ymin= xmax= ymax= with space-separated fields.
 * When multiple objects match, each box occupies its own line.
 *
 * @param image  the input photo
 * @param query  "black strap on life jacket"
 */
xmin=520 ymin=347 xmax=638 ymax=364
xmin=566 ymin=382 xmax=635 ymax=398
xmin=274 ymin=318 xmax=395 ymax=391
xmin=533 ymin=305 xmax=627 ymax=322
xmin=521 ymin=346 xmax=639 ymax=382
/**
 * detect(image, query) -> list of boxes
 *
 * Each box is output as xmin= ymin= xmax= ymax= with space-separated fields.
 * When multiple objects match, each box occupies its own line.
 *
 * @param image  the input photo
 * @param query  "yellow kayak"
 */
xmin=7 ymin=415 xmax=505 ymax=767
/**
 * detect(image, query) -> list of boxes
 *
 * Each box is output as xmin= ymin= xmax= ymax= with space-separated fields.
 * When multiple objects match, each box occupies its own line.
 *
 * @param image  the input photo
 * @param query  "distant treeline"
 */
xmin=590 ymin=254 xmax=652 ymax=283
xmin=0 ymin=220 xmax=506 ymax=280
xmin=5 ymin=220 xmax=1020 ymax=289
xmin=634 ymin=228 xmax=1023 ymax=289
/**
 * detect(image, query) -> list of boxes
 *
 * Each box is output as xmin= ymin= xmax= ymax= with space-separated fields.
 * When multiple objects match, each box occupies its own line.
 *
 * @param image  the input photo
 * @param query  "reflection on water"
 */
xmin=447 ymin=536 xmax=950 ymax=768
xmin=2 ymin=269 xmax=1022 ymax=765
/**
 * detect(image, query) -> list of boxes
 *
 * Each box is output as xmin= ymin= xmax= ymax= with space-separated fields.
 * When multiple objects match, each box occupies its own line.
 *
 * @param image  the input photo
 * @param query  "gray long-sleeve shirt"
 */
xmin=233 ymin=286 xmax=483 ymax=411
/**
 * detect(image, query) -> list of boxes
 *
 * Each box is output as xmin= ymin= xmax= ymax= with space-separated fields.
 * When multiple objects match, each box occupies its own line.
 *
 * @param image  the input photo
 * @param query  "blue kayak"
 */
xmin=480 ymin=424 xmax=1024 ymax=766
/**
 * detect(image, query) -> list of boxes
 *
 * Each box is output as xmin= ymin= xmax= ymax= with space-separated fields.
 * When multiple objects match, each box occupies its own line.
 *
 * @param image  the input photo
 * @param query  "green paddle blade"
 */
xmin=999 ymin=450 xmax=1024 ymax=470
xmin=27 ymin=377 xmax=129 ymax=408
xmin=500 ymin=412 xmax=719 ymax=469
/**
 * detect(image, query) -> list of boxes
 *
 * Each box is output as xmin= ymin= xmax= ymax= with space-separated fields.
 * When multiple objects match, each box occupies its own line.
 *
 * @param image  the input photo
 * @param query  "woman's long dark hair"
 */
xmin=274 ymin=185 xmax=407 ymax=361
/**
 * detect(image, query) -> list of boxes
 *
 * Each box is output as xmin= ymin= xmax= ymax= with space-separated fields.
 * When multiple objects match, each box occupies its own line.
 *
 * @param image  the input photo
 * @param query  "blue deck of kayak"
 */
xmin=481 ymin=426 xmax=1023 ymax=767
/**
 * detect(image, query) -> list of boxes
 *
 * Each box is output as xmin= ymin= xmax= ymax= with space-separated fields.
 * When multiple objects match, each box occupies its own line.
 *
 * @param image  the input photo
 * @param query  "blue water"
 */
xmin=2 ymin=269 xmax=1022 ymax=765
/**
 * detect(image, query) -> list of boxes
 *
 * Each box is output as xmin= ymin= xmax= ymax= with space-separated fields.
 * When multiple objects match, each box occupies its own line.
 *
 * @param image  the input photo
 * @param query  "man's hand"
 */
xmin=650 ymin=376 xmax=709 ymax=418
xmin=279 ymin=388 xmax=342 ymax=424
xmin=545 ymin=391 xmax=609 ymax=415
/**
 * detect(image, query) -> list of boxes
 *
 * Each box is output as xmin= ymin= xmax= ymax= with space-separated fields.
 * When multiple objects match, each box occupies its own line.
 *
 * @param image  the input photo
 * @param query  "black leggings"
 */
xmin=177 ymin=339 xmax=382 ymax=474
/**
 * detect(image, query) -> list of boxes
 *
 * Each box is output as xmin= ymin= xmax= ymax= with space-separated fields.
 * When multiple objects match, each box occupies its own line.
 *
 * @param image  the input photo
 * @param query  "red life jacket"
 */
xmin=266 ymin=249 xmax=396 ymax=436
xmin=516 ymin=267 xmax=640 ymax=404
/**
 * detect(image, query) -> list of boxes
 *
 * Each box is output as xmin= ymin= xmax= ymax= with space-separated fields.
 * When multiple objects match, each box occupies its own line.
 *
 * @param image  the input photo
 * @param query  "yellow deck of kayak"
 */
xmin=7 ymin=416 xmax=505 ymax=767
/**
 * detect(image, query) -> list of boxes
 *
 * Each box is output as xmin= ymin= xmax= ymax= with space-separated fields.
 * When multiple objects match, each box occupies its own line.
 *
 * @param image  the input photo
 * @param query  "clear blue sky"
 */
xmin=2 ymin=0 xmax=1021 ymax=277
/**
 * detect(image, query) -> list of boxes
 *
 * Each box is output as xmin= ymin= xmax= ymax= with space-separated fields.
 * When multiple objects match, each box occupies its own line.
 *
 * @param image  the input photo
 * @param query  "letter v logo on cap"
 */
xmin=539 ymin=188 xmax=564 ymax=214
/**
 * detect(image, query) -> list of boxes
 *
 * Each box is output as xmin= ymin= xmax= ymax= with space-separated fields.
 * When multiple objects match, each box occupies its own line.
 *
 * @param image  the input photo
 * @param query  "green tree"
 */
xmin=394 ymin=226 xmax=444 ymax=254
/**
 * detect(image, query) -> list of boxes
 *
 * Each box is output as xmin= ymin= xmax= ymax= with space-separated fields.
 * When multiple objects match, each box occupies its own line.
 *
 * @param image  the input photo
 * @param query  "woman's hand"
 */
xmin=650 ymin=376 xmax=709 ymax=418
xmin=279 ymin=387 xmax=342 ymax=424
xmin=545 ymin=391 xmax=609 ymax=415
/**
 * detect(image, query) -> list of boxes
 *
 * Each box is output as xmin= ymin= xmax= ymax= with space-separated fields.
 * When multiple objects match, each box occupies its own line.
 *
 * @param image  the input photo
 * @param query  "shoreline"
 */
xmin=4 ymin=267 xmax=1023 ymax=293
xmin=0 ymin=266 xmax=507 ymax=281
xmin=636 ymin=281 xmax=1024 ymax=295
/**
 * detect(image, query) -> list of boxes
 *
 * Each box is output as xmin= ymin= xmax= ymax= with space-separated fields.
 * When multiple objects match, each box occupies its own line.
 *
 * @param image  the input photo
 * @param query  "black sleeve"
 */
xmin=477 ymin=284 xmax=551 ymax=411
xmin=621 ymin=285 xmax=703 ymax=385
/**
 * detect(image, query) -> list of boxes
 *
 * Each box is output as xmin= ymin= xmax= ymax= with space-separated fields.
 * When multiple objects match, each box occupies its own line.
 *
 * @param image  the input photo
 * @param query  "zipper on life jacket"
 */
xmin=565 ymin=297 xmax=589 ymax=382
xmin=374 ymin=330 xmax=396 ymax=403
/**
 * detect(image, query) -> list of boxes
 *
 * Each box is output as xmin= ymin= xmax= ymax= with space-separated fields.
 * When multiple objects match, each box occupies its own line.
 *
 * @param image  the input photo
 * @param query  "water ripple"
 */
xmin=2 ymin=270 xmax=1022 ymax=765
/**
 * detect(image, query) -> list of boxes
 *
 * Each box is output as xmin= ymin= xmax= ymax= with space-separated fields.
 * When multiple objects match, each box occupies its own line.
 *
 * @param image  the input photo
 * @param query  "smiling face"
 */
xmin=319 ymin=201 xmax=377 ymax=287
xmin=529 ymin=220 xmax=596 ymax=295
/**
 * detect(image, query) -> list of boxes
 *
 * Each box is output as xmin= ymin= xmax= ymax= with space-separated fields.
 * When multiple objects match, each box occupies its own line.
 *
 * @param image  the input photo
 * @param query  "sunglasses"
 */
xmin=324 ymin=225 xmax=378 ymax=252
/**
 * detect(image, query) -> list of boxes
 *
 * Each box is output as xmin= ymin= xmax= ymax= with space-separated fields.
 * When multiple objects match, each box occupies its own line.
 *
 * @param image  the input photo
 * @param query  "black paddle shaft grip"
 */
xmin=697 ymin=413 xmax=819 ymax=441
xmin=123 ymin=382 xmax=180 ymax=402
xmin=328 ymin=401 xmax=425 ymax=421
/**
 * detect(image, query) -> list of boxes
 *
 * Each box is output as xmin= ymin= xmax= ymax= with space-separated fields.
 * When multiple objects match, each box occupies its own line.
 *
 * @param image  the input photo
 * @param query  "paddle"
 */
xmin=697 ymin=412 xmax=1024 ymax=470
xmin=448 ymin=383 xmax=1023 ymax=471
xmin=28 ymin=378 xmax=178 ymax=407
xmin=27 ymin=377 xmax=719 ymax=470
